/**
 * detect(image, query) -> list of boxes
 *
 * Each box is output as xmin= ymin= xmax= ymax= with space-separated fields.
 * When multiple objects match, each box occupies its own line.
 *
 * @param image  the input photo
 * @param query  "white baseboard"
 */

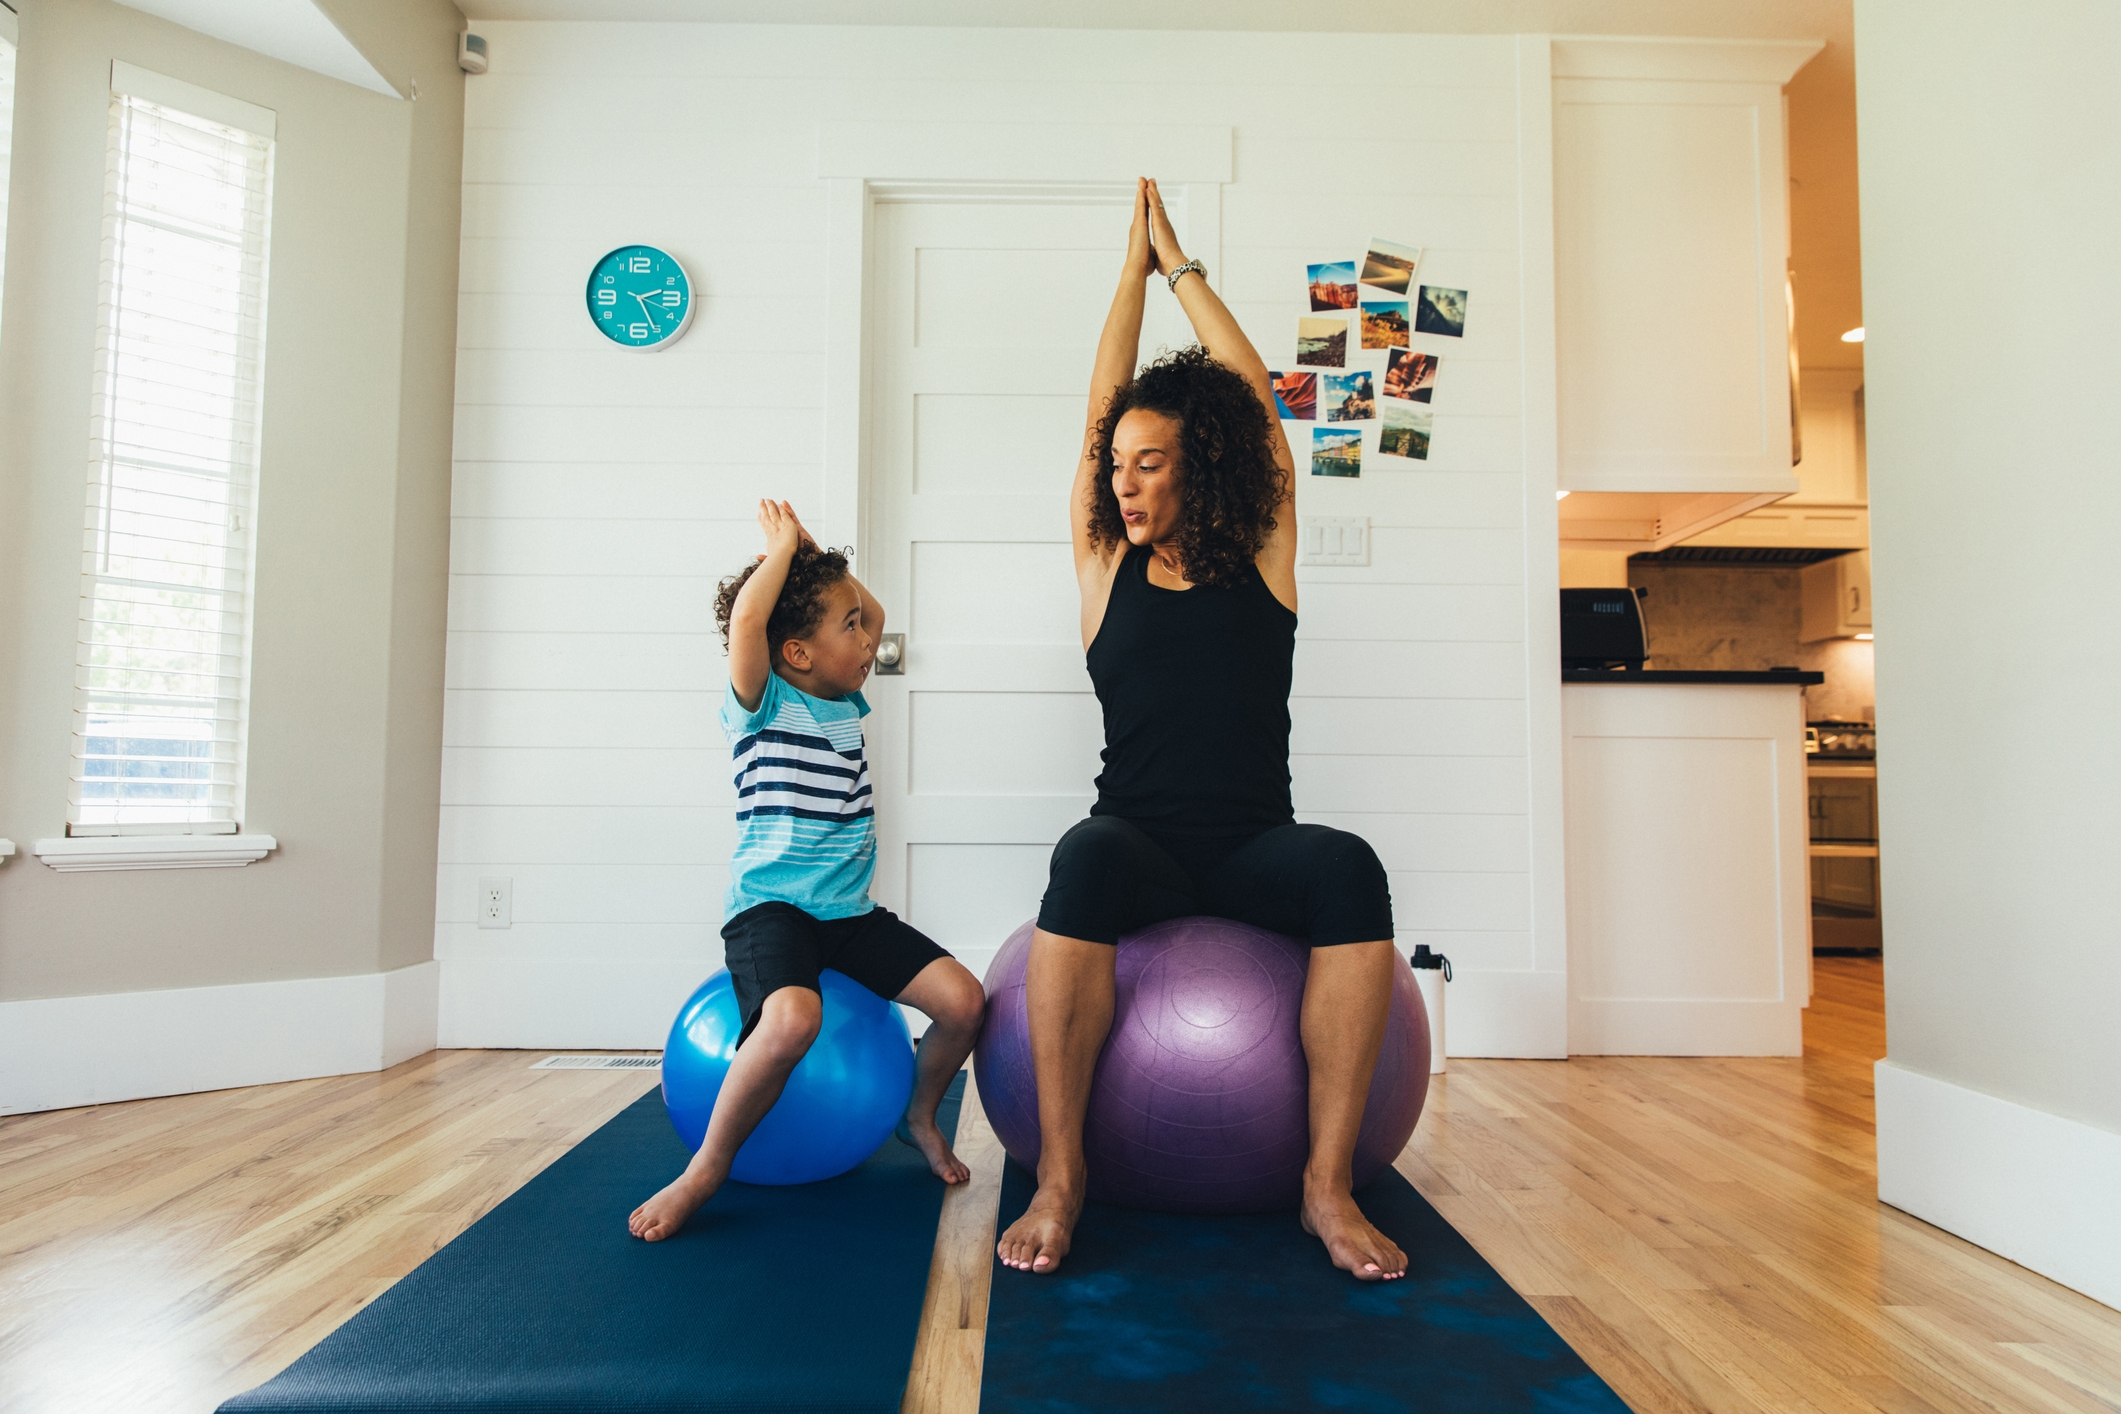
xmin=434 ymin=955 xmax=1569 ymax=1059
xmin=438 ymin=956 xmax=708 ymax=1049
xmin=1448 ymin=968 xmax=1568 ymax=1058
xmin=1876 ymin=1060 xmax=2121 ymax=1312
xmin=382 ymin=960 xmax=441 ymax=1066
xmin=0 ymin=962 xmax=440 ymax=1116
xmin=1569 ymin=998 xmax=1802 ymax=1057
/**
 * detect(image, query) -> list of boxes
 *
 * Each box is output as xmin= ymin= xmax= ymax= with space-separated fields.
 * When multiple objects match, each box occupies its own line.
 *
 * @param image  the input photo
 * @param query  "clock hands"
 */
xmin=629 ymin=290 xmax=662 ymax=334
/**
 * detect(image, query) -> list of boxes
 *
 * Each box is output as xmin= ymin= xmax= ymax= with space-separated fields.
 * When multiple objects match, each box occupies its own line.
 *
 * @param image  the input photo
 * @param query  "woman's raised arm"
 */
xmin=1142 ymin=180 xmax=1298 ymax=601
xmin=1074 ymin=180 xmax=1157 ymax=588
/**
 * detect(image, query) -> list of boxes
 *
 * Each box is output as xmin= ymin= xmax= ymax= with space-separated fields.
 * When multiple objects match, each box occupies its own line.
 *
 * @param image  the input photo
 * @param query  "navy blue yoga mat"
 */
xmin=220 ymin=1074 xmax=963 ymax=1414
xmin=980 ymin=1157 xmax=1628 ymax=1413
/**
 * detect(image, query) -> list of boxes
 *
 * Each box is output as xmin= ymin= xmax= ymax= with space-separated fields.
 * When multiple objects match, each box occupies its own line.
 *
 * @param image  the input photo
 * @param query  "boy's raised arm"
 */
xmin=728 ymin=500 xmax=803 ymax=712
xmin=785 ymin=507 xmax=883 ymax=646
xmin=848 ymin=573 xmax=885 ymax=645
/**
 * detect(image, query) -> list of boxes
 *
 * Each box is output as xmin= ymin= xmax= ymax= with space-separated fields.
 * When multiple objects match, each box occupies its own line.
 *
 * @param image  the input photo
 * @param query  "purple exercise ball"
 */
xmin=974 ymin=917 xmax=1429 ymax=1214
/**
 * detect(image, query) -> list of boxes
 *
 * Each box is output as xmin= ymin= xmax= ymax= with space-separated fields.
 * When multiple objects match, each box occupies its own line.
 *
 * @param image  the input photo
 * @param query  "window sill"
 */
xmin=32 ymin=834 xmax=278 ymax=872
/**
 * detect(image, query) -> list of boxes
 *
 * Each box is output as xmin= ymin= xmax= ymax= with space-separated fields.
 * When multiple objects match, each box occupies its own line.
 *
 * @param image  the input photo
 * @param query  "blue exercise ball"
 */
xmin=661 ymin=968 xmax=915 ymax=1185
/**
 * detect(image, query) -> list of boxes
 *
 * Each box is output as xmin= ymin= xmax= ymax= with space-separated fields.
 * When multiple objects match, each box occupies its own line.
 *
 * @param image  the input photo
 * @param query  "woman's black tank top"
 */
xmin=1087 ymin=544 xmax=1297 ymax=836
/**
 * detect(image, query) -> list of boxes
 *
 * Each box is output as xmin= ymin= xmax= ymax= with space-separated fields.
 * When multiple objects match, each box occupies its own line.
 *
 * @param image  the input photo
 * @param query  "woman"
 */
xmin=995 ymin=180 xmax=1405 ymax=1282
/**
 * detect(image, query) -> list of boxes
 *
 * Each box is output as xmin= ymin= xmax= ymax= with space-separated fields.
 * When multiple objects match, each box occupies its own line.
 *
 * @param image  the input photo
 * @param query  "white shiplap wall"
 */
xmin=438 ymin=23 xmax=1564 ymax=1053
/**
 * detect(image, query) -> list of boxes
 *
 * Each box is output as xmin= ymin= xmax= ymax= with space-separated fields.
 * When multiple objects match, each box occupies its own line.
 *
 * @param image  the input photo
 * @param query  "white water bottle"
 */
xmin=1409 ymin=946 xmax=1450 ymax=1074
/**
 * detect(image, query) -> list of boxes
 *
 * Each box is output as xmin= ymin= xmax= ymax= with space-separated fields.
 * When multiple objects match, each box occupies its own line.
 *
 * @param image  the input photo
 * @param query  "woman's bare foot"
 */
xmin=996 ymin=1181 xmax=1082 ymax=1273
xmin=1301 ymin=1188 xmax=1407 ymax=1281
xmin=903 ymin=1115 xmax=971 ymax=1184
xmin=628 ymin=1172 xmax=719 ymax=1242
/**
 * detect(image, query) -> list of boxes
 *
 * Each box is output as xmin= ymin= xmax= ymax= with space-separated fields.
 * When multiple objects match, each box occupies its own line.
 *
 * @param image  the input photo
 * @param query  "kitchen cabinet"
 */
xmin=1563 ymin=675 xmax=1812 ymax=1057
xmin=1553 ymin=38 xmax=1818 ymax=502
xmin=1682 ymin=370 xmax=1868 ymax=550
xmin=1802 ymin=550 xmax=1872 ymax=641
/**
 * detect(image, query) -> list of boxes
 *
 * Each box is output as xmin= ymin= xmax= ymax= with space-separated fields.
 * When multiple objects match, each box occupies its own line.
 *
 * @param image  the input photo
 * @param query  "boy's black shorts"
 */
xmin=720 ymin=902 xmax=951 ymax=1047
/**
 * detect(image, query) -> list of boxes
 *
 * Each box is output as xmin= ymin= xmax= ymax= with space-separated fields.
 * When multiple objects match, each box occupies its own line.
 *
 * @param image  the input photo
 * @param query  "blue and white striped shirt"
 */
xmin=721 ymin=671 xmax=876 ymax=921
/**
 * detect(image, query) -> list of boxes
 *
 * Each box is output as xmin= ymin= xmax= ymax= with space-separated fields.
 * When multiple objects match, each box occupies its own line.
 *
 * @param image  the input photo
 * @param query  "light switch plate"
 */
xmin=1299 ymin=515 xmax=1370 ymax=567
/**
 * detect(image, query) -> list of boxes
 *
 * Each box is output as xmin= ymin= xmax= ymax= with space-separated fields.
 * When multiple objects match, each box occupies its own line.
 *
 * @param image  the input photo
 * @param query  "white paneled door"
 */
xmin=860 ymin=193 xmax=1195 ymax=981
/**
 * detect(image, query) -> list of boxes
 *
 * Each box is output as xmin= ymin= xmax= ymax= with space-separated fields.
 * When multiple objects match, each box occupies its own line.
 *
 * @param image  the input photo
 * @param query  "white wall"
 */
xmin=1857 ymin=0 xmax=2121 ymax=1310
xmin=439 ymin=22 xmax=1567 ymax=1052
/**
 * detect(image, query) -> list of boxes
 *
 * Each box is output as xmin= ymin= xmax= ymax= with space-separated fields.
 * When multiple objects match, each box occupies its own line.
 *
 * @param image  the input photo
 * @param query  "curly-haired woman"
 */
xmin=996 ymin=180 xmax=1405 ymax=1282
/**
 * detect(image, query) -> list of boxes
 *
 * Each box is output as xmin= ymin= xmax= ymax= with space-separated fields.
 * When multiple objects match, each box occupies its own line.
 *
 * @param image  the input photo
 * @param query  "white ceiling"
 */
xmin=113 ymin=0 xmax=400 ymax=97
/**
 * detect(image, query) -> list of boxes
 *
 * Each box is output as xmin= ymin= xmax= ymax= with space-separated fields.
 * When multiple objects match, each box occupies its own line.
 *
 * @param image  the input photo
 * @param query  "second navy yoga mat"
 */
xmin=980 ymin=1156 xmax=1628 ymax=1413
xmin=220 ymin=1074 xmax=962 ymax=1414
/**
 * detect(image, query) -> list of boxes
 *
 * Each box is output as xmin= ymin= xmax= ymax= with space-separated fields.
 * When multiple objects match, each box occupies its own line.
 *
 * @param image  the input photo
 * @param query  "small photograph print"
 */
xmin=1415 ymin=284 xmax=1469 ymax=338
xmin=1384 ymin=348 xmax=1439 ymax=403
xmin=1296 ymin=316 xmax=1348 ymax=368
xmin=1307 ymin=261 xmax=1359 ymax=311
xmin=1379 ymin=401 xmax=1434 ymax=461
xmin=1271 ymin=370 xmax=1319 ymax=421
xmin=1360 ymin=238 xmax=1422 ymax=294
xmin=1360 ymin=300 xmax=1410 ymax=350
xmin=1311 ymin=427 xmax=1363 ymax=478
xmin=1324 ymin=370 xmax=1376 ymax=423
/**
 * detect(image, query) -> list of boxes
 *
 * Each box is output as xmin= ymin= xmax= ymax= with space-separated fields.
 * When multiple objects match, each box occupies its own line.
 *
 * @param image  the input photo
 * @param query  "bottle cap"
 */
xmin=1409 ymin=945 xmax=1451 ymax=981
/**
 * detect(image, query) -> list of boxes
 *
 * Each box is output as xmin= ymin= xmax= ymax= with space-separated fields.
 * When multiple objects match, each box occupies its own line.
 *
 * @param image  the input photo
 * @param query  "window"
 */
xmin=71 ymin=70 xmax=275 ymax=835
xmin=0 ymin=6 xmax=17 ymax=344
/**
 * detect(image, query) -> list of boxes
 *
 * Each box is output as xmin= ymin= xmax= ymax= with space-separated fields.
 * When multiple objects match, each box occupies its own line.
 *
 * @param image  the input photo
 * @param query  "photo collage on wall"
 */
xmin=1271 ymin=237 xmax=1469 ymax=477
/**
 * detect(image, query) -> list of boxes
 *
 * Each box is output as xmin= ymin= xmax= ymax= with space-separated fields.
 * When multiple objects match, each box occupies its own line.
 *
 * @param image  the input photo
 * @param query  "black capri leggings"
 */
xmin=1036 ymin=816 xmax=1393 ymax=947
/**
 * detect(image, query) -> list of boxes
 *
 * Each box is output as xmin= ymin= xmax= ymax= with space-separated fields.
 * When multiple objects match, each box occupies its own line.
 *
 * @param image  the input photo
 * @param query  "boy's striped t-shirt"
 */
xmin=721 ymin=671 xmax=875 ymax=921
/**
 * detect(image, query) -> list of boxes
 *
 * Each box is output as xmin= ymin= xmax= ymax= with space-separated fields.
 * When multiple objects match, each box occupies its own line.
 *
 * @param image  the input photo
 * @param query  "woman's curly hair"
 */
xmin=713 ymin=544 xmax=852 ymax=655
xmin=1086 ymin=346 xmax=1288 ymax=588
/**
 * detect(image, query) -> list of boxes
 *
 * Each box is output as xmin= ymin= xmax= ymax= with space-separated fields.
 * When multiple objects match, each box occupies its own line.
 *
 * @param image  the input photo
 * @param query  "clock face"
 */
xmin=587 ymin=245 xmax=693 ymax=350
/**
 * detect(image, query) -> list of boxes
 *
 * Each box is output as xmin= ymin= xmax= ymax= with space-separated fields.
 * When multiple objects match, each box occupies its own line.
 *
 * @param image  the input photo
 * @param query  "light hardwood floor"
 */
xmin=4 ymin=960 xmax=2117 ymax=1413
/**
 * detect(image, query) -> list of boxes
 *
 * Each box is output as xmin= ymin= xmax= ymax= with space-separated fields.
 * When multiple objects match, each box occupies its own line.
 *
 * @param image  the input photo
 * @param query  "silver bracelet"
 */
xmin=1166 ymin=258 xmax=1206 ymax=292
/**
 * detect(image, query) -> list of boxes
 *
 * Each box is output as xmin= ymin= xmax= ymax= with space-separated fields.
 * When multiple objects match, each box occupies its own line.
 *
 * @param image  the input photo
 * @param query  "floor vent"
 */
xmin=529 ymin=1055 xmax=662 ymax=1070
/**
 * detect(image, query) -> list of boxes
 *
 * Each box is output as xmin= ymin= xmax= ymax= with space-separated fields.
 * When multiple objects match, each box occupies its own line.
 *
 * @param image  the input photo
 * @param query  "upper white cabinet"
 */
xmin=1802 ymin=551 xmax=1873 ymax=641
xmin=1553 ymin=38 xmax=1822 ymax=498
xmin=1684 ymin=368 xmax=1868 ymax=549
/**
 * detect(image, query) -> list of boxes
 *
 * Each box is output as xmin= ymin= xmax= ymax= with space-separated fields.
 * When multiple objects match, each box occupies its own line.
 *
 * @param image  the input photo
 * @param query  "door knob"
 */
xmin=874 ymin=633 xmax=905 ymax=675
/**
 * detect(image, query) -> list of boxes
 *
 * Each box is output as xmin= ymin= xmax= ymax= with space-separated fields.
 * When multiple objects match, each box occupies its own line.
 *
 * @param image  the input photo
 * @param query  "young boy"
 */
xmin=628 ymin=500 xmax=986 ymax=1242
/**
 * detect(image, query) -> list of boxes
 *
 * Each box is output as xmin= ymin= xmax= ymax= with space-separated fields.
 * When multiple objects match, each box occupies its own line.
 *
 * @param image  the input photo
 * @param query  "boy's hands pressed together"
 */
xmin=757 ymin=498 xmax=807 ymax=560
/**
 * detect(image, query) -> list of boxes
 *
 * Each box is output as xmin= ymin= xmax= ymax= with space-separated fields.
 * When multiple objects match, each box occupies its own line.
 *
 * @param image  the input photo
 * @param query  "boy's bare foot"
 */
xmin=628 ymin=1172 xmax=719 ymax=1242
xmin=997 ymin=1180 xmax=1082 ymax=1273
xmin=1301 ymin=1187 xmax=1407 ymax=1281
xmin=903 ymin=1116 xmax=971 ymax=1185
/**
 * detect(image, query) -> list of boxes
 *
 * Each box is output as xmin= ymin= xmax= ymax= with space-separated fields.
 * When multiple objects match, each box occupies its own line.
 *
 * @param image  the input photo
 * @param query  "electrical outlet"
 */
xmin=1299 ymin=515 xmax=1370 ymax=566
xmin=478 ymin=876 xmax=512 ymax=929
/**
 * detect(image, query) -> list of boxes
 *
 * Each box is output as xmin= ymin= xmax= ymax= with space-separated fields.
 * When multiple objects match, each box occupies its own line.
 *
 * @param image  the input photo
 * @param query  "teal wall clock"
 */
xmin=586 ymin=244 xmax=694 ymax=351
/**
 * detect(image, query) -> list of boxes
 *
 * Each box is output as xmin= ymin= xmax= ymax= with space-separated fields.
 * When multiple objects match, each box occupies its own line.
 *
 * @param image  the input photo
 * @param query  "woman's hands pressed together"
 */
xmin=1142 ymin=178 xmax=1188 ymax=279
xmin=1123 ymin=178 xmax=1158 ymax=286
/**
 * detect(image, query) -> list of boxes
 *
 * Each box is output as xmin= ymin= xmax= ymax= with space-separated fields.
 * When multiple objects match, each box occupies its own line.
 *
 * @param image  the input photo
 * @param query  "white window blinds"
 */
xmin=72 ymin=83 xmax=275 ymax=835
xmin=0 ymin=15 xmax=17 ymax=346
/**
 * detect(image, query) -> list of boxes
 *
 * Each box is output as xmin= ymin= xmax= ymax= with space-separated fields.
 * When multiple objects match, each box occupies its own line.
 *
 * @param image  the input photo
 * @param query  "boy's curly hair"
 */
xmin=1086 ymin=346 xmax=1288 ymax=588
xmin=713 ymin=544 xmax=852 ymax=656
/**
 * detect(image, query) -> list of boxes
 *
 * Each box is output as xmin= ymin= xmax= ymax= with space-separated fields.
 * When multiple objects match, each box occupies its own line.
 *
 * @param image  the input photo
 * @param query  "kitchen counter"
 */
xmin=1563 ymin=676 xmax=1809 ymax=1057
xmin=1563 ymin=669 xmax=1824 ymax=685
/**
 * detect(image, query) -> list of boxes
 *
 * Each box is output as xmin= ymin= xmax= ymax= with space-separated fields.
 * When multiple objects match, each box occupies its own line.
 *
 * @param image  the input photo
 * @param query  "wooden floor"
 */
xmin=4 ymin=959 xmax=2118 ymax=1413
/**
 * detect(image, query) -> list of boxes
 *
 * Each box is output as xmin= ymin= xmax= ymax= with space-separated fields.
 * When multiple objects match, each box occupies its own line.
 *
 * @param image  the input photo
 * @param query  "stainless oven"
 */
xmin=1806 ymin=721 xmax=1880 ymax=952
